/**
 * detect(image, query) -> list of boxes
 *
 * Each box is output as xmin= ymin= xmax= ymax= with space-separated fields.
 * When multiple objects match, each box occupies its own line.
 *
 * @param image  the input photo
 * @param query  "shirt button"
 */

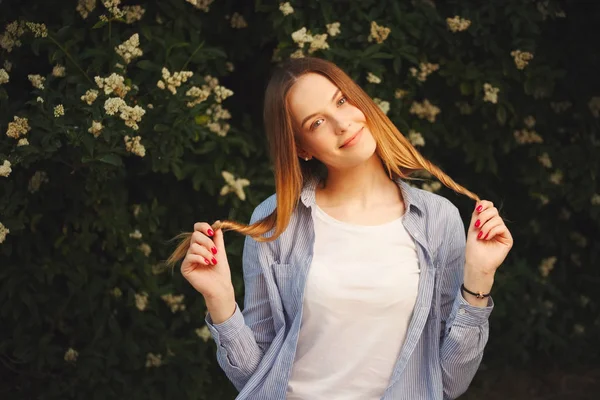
xmin=458 ymin=308 xmax=466 ymax=315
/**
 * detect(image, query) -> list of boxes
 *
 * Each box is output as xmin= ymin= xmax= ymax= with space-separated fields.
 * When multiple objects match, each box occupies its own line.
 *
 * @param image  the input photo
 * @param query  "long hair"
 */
xmin=165 ymin=57 xmax=479 ymax=267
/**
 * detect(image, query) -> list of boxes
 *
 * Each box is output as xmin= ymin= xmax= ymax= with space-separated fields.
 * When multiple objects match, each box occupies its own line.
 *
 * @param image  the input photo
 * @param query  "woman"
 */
xmin=167 ymin=57 xmax=513 ymax=400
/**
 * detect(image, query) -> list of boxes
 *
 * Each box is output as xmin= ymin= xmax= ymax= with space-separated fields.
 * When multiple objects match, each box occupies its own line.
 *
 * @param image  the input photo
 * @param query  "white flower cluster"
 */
xmin=230 ymin=13 xmax=248 ymax=29
xmin=135 ymin=291 xmax=148 ymax=311
xmin=394 ymin=89 xmax=408 ymax=99
xmin=279 ymin=2 xmax=294 ymax=16
xmin=125 ymin=135 xmax=146 ymax=157
xmin=186 ymin=0 xmax=214 ymax=12
xmin=408 ymin=130 xmax=425 ymax=147
xmin=511 ymin=50 xmax=534 ymax=70
xmin=0 ymin=21 xmax=26 ymax=53
xmin=36 ymin=97 xmax=44 ymax=103
xmin=213 ymin=85 xmax=234 ymax=103
xmin=185 ymin=86 xmax=211 ymax=108
xmin=17 ymin=138 xmax=29 ymax=146
xmin=112 ymin=287 xmax=122 ymax=298
xmin=0 ymin=222 xmax=9 ymax=244
xmin=326 ymin=22 xmax=341 ymax=37
xmin=483 ymin=83 xmax=499 ymax=104
xmin=145 ymin=353 xmax=162 ymax=368
xmin=6 ymin=116 xmax=31 ymax=139
xmin=588 ymin=96 xmax=600 ymax=118
xmin=539 ymin=256 xmax=556 ymax=278
xmin=366 ymin=72 xmax=381 ymax=84
xmin=115 ymin=33 xmax=143 ymax=65
xmin=28 ymin=74 xmax=45 ymax=89
xmin=81 ymin=89 xmax=99 ymax=105
xmin=52 ymin=64 xmax=66 ymax=77
xmin=101 ymin=0 xmax=125 ymax=19
xmin=54 ymin=104 xmax=65 ymax=117
xmin=289 ymin=49 xmax=304 ymax=59
xmin=549 ymin=170 xmax=563 ymax=185
xmin=410 ymin=63 xmax=439 ymax=82
xmin=524 ymin=115 xmax=536 ymax=128
xmin=446 ymin=16 xmax=471 ymax=32
xmin=161 ymin=293 xmax=186 ymax=313
xmin=195 ymin=326 xmax=212 ymax=342
xmin=129 ymin=229 xmax=142 ymax=239
xmin=25 ymin=22 xmax=48 ymax=38
xmin=123 ymin=5 xmax=145 ymax=24
xmin=76 ymin=0 xmax=97 ymax=19
xmin=104 ymin=97 xmax=126 ymax=115
xmin=368 ymin=21 xmax=391 ymax=44
xmin=591 ymin=194 xmax=600 ymax=206
xmin=422 ymin=181 xmax=441 ymax=192
xmin=514 ymin=129 xmax=543 ymax=144
xmin=64 ymin=348 xmax=79 ymax=363
xmin=291 ymin=27 xmax=330 ymax=56
xmin=220 ymin=171 xmax=250 ymax=200
xmin=550 ymin=101 xmax=571 ymax=113
xmin=537 ymin=152 xmax=552 ymax=168
xmin=119 ymin=104 xmax=146 ymax=130
xmin=0 ymin=68 xmax=9 ymax=84
xmin=28 ymin=171 xmax=49 ymax=193
xmin=373 ymin=98 xmax=389 ymax=114
xmin=0 ymin=160 xmax=11 ymax=177
xmin=95 ymin=73 xmax=130 ymax=97
xmin=88 ymin=121 xmax=103 ymax=137
xmin=206 ymin=104 xmax=232 ymax=136
xmin=409 ymin=99 xmax=441 ymax=123
xmin=157 ymin=68 xmax=193 ymax=95
xmin=225 ymin=62 xmax=235 ymax=72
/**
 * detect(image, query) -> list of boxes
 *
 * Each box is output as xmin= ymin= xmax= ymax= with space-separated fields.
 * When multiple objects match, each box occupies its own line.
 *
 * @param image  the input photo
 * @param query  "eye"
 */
xmin=311 ymin=119 xmax=324 ymax=130
xmin=337 ymin=96 xmax=347 ymax=106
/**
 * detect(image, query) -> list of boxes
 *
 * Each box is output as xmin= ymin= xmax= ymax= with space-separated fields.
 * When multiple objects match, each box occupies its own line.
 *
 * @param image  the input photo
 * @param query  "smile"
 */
xmin=339 ymin=127 xmax=364 ymax=149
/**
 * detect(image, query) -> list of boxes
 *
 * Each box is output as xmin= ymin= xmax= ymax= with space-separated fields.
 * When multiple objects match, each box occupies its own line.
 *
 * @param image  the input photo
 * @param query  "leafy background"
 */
xmin=0 ymin=0 xmax=598 ymax=398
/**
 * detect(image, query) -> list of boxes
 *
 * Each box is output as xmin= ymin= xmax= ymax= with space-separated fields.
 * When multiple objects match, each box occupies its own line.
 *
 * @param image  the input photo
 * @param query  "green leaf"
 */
xmin=496 ymin=106 xmax=507 ymax=126
xmin=98 ymin=154 xmax=123 ymax=167
xmin=153 ymin=124 xmax=170 ymax=132
xmin=92 ymin=20 xmax=108 ymax=29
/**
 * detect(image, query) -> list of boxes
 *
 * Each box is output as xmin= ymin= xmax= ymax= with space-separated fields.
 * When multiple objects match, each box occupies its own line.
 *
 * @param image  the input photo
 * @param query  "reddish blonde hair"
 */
xmin=166 ymin=57 xmax=479 ymax=267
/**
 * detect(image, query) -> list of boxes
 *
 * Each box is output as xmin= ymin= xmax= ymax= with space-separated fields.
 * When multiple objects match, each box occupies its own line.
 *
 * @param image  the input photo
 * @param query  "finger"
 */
xmin=181 ymin=254 xmax=211 ymax=274
xmin=473 ymin=206 xmax=499 ymax=230
xmin=190 ymin=230 xmax=217 ymax=256
xmin=194 ymin=222 xmax=215 ymax=237
xmin=188 ymin=243 xmax=217 ymax=265
xmin=486 ymin=225 xmax=514 ymax=246
xmin=212 ymin=221 xmax=227 ymax=256
xmin=477 ymin=216 xmax=503 ymax=240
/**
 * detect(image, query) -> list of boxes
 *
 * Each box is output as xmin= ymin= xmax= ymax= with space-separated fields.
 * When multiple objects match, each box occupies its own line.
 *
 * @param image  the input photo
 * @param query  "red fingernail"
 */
xmin=211 ymin=247 xmax=217 ymax=255
xmin=207 ymin=229 xmax=214 ymax=236
xmin=211 ymin=257 xmax=217 ymax=265
xmin=478 ymin=231 xmax=483 ymax=239
xmin=476 ymin=205 xmax=483 ymax=212
xmin=475 ymin=219 xmax=481 ymax=228
xmin=204 ymin=258 xmax=210 ymax=265
xmin=484 ymin=232 xmax=489 ymax=240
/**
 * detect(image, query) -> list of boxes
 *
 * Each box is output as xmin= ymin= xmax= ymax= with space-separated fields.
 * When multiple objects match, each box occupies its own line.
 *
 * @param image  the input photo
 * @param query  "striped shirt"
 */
xmin=206 ymin=176 xmax=494 ymax=399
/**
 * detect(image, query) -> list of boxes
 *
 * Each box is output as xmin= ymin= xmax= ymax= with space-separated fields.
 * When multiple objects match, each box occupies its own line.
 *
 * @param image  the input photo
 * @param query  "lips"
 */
xmin=339 ymin=127 xmax=363 ymax=148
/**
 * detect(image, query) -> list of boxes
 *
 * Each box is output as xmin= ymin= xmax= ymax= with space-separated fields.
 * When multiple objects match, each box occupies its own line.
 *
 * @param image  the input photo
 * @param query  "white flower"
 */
xmin=279 ymin=2 xmax=294 ymax=16
xmin=88 ymin=121 xmax=104 ymax=137
xmin=0 ymin=68 xmax=9 ymax=84
xmin=54 ymin=104 xmax=65 ymax=117
xmin=28 ymin=74 xmax=45 ymax=89
xmin=104 ymin=97 xmax=127 ymax=115
xmin=514 ymin=129 xmax=543 ymax=145
xmin=81 ymin=89 xmax=99 ymax=105
xmin=220 ymin=171 xmax=250 ymax=200
xmin=213 ymin=85 xmax=234 ymax=103
xmin=138 ymin=242 xmax=151 ymax=256
xmin=115 ymin=33 xmax=143 ymax=64
xmin=230 ymin=12 xmax=247 ymax=29
xmin=95 ymin=73 xmax=130 ymax=97
xmin=119 ymin=105 xmax=146 ymax=130
xmin=124 ymin=135 xmax=146 ymax=157
xmin=225 ymin=62 xmax=234 ymax=72
xmin=483 ymin=83 xmax=499 ymax=104
xmin=511 ymin=50 xmax=534 ymax=70
xmin=524 ymin=115 xmax=536 ymax=128
xmin=123 ymin=5 xmax=145 ymax=24
xmin=409 ymin=99 xmax=441 ymax=123
xmin=17 ymin=138 xmax=29 ymax=146
xmin=186 ymin=0 xmax=214 ymax=12
xmin=52 ymin=64 xmax=66 ymax=77
xmin=25 ymin=22 xmax=48 ymax=38
xmin=394 ymin=89 xmax=408 ymax=99
xmin=446 ymin=16 xmax=471 ymax=32
xmin=591 ymin=194 xmax=600 ymax=206
xmin=408 ymin=130 xmax=425 ymax=147
xmin=539 ymin=256 xmax=557 ymax=278
xmin=112 ymin=287 xmax=122 ymax=298
xmin=36 ymin=96 xmax=44 ymax=103
xmin=368 ymin=21 xmax=391 ymax=44
xmin=326 ymin=22 xmax=341 ymax=37
xmin=291 ymin=27 xmax=313 ymax=48
xmin=77 ymin=0 xmax=96 ymax=19
xmin=308 ymin=34 xmax=329 ymax=54
xmin=537 ymin=153 xmax=552 ymax=168
xmin=0 ymin=160 xmax=12 ymax=177
xmin=161 ymin=293 xmax=186 ymax=313
xmin=0 ymin=222 xmax=9 ymax=244
xmin=157 ymin=68 xmax=193 ymax=95
xmin=6 ymin=116 xmax=31 ymax=139
xmin=145 ymin=353 xmax=162 ymax=368
xmin=135 ymin=292 xmax=148 ymax=311
xmin=409 ymin=63 xmax=439 ymax=82
xmin=64 ymin=348 xmax=79 ymax=363
xmin=289 ymin=49 xmax=304 ymax=59
xmin=129 ymin=229 xmax=142 ymax=239
xmin=549 ymin=170 xmax=563 ymax=185
xmin=373 ymin=98 xmax=389 ymax=115
xmin=195 ymin=326 xmax=212 ymax=342
xmin=366 ymin=72 xmax=381 ymax=84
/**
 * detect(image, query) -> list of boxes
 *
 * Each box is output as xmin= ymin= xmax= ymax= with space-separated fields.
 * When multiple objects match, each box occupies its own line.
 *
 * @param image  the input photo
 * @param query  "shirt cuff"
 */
xmin=205 ymin=302 xmax=245 ymax=343
xmin=451 ymin=291 xmax=494 ymax=327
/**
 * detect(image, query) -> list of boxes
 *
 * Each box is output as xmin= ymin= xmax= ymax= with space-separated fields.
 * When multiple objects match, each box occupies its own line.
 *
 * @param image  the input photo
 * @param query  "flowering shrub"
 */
xmin=1 ymin=0 xmax=599 ymax=398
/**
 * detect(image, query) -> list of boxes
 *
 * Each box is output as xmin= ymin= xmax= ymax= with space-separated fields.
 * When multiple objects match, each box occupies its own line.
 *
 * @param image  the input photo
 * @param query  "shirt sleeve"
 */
xmin=438 ymin=204 xmax=494 ymax=399
xmin=204 ymin=210 xmax=277 ymax=392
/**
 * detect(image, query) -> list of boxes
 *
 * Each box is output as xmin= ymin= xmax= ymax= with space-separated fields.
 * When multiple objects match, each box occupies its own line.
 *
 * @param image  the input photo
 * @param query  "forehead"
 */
xmin=287 ymin=73 xmax=339 ymax=123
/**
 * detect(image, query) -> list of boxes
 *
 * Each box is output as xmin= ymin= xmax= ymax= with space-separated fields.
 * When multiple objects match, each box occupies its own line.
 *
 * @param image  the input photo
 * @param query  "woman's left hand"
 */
xmin=465 ymin=200 xmax=513 ymax=276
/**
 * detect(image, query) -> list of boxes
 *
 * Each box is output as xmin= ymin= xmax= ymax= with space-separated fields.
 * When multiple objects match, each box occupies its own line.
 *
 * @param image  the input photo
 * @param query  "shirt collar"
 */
xmin=299 ymin=175 xmax=425 ymax=214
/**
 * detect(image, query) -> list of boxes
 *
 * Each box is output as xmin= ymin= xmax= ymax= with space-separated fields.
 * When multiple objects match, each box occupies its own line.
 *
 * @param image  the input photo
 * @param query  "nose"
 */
xmin=334 ymin=119 xmax=352 ymax=135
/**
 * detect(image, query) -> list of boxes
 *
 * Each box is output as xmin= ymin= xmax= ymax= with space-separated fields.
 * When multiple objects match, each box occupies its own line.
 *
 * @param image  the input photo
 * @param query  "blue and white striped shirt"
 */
xmin=206 ymin=176 xmax=494 ymax=399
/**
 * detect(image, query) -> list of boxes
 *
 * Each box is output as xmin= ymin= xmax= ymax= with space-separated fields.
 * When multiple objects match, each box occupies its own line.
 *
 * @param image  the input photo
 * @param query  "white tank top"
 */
xmin=286 ymin=204 xmax=420 ymax=400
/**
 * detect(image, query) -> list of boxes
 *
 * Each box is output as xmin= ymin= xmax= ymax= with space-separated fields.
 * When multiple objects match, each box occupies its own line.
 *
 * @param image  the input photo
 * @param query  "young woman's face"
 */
xmin=287 ymin=73 xmax=377 ymax=171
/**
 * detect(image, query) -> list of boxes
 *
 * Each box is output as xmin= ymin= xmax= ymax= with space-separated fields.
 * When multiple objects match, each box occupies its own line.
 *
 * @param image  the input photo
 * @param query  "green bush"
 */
xmin=1 ymin=0 xmax=598 ymax=398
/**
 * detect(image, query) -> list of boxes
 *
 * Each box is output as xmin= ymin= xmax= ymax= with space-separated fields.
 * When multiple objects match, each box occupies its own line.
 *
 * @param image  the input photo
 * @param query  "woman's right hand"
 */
xmin=181 ymin=222 xmax=235 ymax=301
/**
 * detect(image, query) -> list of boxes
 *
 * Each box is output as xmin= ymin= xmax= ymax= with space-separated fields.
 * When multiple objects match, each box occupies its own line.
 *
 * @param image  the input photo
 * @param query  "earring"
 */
xmin=304 ymin=157 xmax=309 ymax=161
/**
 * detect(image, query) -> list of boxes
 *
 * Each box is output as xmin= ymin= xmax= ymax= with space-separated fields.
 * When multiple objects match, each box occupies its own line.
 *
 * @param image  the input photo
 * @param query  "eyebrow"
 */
xmin=300 ymin=88 xmax=341 ymax=129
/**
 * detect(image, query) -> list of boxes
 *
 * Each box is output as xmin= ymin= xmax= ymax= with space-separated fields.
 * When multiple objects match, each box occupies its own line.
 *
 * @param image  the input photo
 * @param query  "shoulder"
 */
xmin=249 ymin=193 xmax=277 ymax=224
xmin=405 ymin=183 xmax=461 ymax=221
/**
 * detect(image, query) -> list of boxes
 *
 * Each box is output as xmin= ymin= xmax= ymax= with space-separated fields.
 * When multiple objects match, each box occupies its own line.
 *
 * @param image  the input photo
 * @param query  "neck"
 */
xmin=317 ymin=154 xmax=401 ymax=209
